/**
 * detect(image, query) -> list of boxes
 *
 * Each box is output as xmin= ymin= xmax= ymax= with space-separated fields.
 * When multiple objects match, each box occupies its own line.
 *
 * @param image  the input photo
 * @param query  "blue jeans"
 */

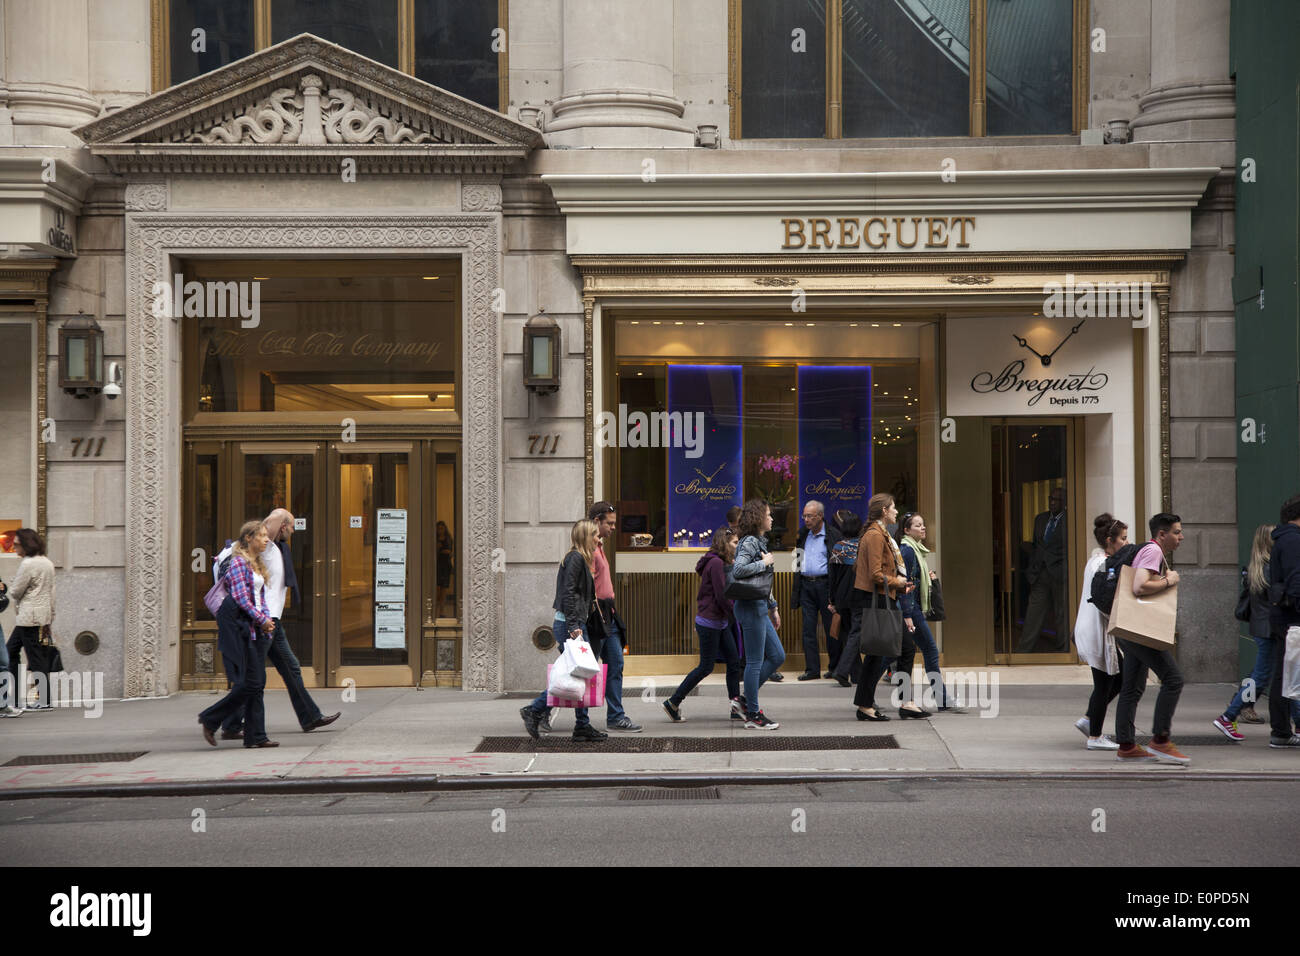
xmin=670 ymin=622 xmax=742 ymax=705
xmin=1225 ymin=634 xmax=1300 ymax=721
xmin=903 ymin=611 xmax=949 ymax=708
xmin=734 ymin=599 xmax=785 ymax=717
xmin=200 ymin=605 xmax=272 ymax=746
xmin=603 ymin=617 xmax=626 ymax=724
xmin=529 ymin=617 xmax=593 ymax=729
xmin=221 ymin=620 xmax=323 ymax=734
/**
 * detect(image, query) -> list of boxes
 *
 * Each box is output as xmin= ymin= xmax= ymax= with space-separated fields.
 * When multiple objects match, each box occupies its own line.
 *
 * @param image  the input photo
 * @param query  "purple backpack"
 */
xmin=204 ymin=555 xmax=231 ymax=616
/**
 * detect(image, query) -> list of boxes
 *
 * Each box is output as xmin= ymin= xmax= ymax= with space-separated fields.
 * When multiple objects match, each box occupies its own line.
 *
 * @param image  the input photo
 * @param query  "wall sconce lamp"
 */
xmin=58 ymin=311 xmax=104 ymax=398
xmin=523 ymin=309 xmax=561 ymax=394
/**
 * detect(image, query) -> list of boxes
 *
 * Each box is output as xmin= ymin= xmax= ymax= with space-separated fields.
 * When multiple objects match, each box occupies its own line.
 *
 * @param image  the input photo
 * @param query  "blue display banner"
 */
xmin=798 ymin=366 xmax=873 ymax=522
xmin=667 ymin=365 xmax=744 ymax=549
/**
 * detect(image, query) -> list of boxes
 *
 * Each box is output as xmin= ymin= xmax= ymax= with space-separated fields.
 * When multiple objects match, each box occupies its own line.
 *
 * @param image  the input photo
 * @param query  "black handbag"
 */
xmin=925 ymin=576 xmax=947 ymax=622
xmin=1234 ymin=569 xmax=1252 ymax=623
xmin=724 ymin=562 xmax=774 ymax=601
xmin=37 ymin=625 xmax=64 ymax=674
xmin=858 ymin=590 xmax=903 ymax=657
xmin=0 ymin=584 xmax=8 ymax=614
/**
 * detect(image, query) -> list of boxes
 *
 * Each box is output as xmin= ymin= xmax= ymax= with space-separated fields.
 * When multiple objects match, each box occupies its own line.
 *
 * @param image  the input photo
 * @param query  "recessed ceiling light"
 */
xmin=253 ymin=276 xmax=269 ymax=280
xmin=653 ymin=321 xmax=661 ymax=325
xmin=806 ymin=323 xmax=815 ymax=327
xmin=871 ymin=323 xmax=880 ymax=327
xmin=636 ymin=371 xmax=643 ymax=376
xmin=850 ymin=323 xmax=858 ymax=327
xmin=893 ymin=323 xmax=901 ymax=327
xmin=630 ymin=320 xmax=639 ymax=324
xmin=675 ymin=321 xmax=684 ymax=325
xmin=422 ymin=276 xmax=439 ymax=280
xmin=785 ymin=322 xmax=793 ymax=326
xmin=697 ymin=321 xmax=704 ymax=325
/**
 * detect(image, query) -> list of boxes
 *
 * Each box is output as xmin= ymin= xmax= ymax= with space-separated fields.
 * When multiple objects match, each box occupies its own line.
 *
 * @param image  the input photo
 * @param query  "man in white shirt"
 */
xmin=219 ymin=509 xmax=339 ymax=738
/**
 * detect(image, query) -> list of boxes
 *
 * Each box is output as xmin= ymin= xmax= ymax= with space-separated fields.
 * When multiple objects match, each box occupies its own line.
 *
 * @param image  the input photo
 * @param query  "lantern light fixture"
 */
xmin=522 ymin=309 xmax=561 ymax=394
xmin=58 ymin=311 xmax=105 ymax=398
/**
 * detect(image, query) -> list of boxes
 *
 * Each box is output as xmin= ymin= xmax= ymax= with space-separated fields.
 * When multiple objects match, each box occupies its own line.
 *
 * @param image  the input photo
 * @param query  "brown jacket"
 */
xmin=854 ymin=522 xmax=905 ymax=599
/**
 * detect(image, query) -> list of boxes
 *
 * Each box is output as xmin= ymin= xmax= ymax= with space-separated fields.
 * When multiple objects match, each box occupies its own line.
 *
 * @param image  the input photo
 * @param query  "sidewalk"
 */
xmin=2 ymin=670 xmax=1296 ymax=796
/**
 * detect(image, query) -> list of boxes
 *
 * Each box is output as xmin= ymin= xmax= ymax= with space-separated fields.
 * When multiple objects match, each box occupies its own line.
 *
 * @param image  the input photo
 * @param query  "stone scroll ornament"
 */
xmin=187 ymin=75 xmax=434 ymax=145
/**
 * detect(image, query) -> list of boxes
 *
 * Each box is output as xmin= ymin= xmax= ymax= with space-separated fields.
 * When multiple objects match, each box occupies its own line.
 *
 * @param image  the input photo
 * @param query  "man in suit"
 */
xmin=793 ymin=500 xmax=842 ymax=678
xmin=1017 ymin=487 xmax=1069 ymax=652
xmin=219 ymin=509 xmax=340 ymax=738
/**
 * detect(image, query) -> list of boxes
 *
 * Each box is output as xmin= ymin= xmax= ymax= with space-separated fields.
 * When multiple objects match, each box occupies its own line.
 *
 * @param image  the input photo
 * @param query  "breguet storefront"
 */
xmin=546 ymin=167 xmax=1216 ymax=671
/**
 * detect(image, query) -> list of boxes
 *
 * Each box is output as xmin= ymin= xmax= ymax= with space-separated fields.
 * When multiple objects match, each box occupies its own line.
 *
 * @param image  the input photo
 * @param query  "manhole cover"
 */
xmin=474 ymin=735 xmax=898 ymax=753
xmin=618 ymin=787 xmax=721 ymax=801
xmin=3 ymin=751 xmax=148 ymax=767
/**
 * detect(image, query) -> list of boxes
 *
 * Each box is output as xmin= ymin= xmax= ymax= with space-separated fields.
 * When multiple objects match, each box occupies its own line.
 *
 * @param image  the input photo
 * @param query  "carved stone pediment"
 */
xmin=75 ymin=33 xmax=541 ymax=175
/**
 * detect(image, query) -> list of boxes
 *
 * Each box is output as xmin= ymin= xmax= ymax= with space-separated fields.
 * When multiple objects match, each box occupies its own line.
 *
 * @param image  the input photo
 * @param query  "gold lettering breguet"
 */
xmin=674 ymin=478 xmax=738 ymax=502
xmin=781 ymin=216 xmax=975 ymax=251
xmin=206 ymin=329 xmax=442 ymax=365
xmin=803 ymin=479 xmax=868 ymax=498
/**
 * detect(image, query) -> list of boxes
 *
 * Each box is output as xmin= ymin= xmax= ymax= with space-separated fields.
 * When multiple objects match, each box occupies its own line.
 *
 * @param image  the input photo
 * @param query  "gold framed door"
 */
xmin=327 ymin=441 xmax=422 ymax=687
xmin=235 ymin=442 xmax=326 ymax=687
xmin=991 ymin=419 xmax=1081 ymax=665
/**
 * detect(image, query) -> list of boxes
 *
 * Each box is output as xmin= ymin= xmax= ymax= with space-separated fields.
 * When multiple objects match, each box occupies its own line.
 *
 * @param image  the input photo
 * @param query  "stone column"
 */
xmin=546 ymin=0 xmax=695 ymax=148
xmin=1 ymin=0 xmax=100 ymax=145
xmin=1130 ymin=0 xmax=1234 ymax=143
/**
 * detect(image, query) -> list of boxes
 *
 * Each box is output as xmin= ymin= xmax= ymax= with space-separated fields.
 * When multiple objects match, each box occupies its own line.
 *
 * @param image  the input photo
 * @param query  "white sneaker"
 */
xmin=1086 ymin=735 xmax=1120 ymax=751
xmin=1074 ymin=717 xmax=1091 ymax=737
xmin=0 ymin=706 xmax=23 ymax=718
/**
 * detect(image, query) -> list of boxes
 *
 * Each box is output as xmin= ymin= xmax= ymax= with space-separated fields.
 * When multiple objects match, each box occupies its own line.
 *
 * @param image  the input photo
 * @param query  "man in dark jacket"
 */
xmin=1017 ymin=487 xmax=1069 ymax=652
xmin=792 ymin=500 xmax=842 ymax=679
xmin=1267 ymin=494 xmax=1300 ymax=748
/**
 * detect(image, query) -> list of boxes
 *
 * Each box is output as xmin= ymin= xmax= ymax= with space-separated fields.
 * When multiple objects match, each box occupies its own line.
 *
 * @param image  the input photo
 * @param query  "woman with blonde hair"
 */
xmin=521 ymin=519 xmax=610 ymax=742
xmin=198 ymin=519 xmax=278 ymax=748
xmin=1213 ymin=523 xmax=1298 ymax=737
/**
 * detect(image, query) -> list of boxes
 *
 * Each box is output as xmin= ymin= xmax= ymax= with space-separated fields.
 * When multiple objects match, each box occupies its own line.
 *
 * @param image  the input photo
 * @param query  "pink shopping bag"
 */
xmin=548 ymin=662 xmax=607 ymax=708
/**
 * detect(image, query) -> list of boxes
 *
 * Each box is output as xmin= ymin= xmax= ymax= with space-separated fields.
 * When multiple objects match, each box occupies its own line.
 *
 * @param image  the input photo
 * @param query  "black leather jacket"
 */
xmin=551 ymin=550 xmax=605 ymax=643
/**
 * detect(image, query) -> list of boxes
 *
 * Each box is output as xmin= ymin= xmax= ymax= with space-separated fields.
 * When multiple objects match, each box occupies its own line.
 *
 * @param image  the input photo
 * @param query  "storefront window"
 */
xmin=986 ymin=0 xmax=1074 ymax=135
xmin=0 ymin=321 xmax=33 ymax=547
xmin=414 ymin=0 xmax=501 ymax=110
xmin=272 ymin=0 xmax=401 ymax=67
xmin=169 ymin=0 xmax=255 ymax=85
xmin=740 ymin=0 xmax=828 ymax=138
xmin=183 ymin=260 xmax=459 ymax=418
xmin=613 ymin=320 xmax=924 ymax=551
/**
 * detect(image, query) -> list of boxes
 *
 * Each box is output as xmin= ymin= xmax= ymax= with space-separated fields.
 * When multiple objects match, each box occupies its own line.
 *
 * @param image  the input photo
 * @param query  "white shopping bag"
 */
xmin=561 ymin=636 xmax=599 ymax=679
xmin=547 ymin=655 xmax=587 ymax=702
xmin=1282 ymin=626 xmax=1300 ymax=701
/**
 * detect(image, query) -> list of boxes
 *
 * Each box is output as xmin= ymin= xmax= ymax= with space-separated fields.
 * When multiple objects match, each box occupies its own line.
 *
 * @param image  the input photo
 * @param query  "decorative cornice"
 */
xmin=76 ymin=33 xmax=540 ymax=176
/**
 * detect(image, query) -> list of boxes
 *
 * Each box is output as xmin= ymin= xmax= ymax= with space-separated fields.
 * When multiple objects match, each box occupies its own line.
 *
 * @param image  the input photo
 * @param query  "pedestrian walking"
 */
xmin=827 ymin=511 xmax=862 ymax=687
xmin=587 ymin=501 xmax=641 ymax=732
xmin=520 ymin=519 xmax=610 ymax=742
xmin=4 ymin=529 xmax=55 ymax=712
xmin=0 ymin=576 xmax=16 ymax=717
xmin=663 ymin=526 xmax=744 ymax=722
xmin=897 ymin=512 xmax=962 ymax=712
xmin=1265 ymin=494 xmax=1300 ymax=749
xmin=851 ymin=495 xmax=925 ymax=721
xmin=214 ymin=509 xmax=339 ymax=740
xmin=1211 ymin=524 xmax=1299 ymax=740
xmin=1113 ymin=513 xmax=1189 ymax=764
xmin=1072 ymin=514 xmax=1129 ymax=749
xmin=198 ymin=520 xmax=279 ymax=748
xmin=793 ymin=500 xmax=840 ymax=680
xmin=732 ymin=498 xmax=786 ymax=729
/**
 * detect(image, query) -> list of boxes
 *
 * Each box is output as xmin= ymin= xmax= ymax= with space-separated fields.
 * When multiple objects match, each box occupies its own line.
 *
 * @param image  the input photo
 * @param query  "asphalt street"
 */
xmin=5 ymin=778 xmax=1295 ymax=867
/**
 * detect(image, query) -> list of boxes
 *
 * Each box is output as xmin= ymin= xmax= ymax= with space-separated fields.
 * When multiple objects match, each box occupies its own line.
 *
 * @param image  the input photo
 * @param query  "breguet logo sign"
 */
xmin=947 ymin=317 xmax=1127 ymax=417
xmin=971 ymin=320 xmax=1109 ymax=408
xmin=803 ymin=463 xmax=868 ymax=501
xmin=674 ymin=462 xmax=738 ymax=502
xmin=781 ymin=215 xmax=976 ymax=251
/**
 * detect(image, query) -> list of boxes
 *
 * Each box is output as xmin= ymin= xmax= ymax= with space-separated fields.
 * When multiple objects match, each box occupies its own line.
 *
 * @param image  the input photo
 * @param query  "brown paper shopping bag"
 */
xmin=1107 ymin=564 xmax=1177 ymax=651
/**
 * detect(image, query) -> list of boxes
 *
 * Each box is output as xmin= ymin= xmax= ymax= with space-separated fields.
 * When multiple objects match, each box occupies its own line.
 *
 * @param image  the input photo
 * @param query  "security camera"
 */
xmin=103 ymin=361 xmax=123 ymax=400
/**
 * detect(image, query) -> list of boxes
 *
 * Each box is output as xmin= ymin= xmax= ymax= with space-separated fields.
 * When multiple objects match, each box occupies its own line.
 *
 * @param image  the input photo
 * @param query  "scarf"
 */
xmin=902 ymin=536 xmax=932 ymax=613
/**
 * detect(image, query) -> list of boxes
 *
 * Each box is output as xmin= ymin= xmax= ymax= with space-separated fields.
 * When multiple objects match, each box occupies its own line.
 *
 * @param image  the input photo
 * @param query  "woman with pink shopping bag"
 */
xmin=520 ymin=519 xmax=610 ymax=742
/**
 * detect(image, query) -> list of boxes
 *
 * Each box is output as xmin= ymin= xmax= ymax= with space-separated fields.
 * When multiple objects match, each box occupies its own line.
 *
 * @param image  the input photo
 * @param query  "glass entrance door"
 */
xmin=992 ymin=422 xmax=1078 ymax=662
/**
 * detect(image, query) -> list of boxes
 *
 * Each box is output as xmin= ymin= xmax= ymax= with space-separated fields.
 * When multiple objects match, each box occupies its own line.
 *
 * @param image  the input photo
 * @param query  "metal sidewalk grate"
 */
xmin=474 ymin=735 xmax=899 ymax=753
xmin=3 ymin=751 xmax=149 ymax=767
xmin=618 ymin=787 xmax=721 ymax=801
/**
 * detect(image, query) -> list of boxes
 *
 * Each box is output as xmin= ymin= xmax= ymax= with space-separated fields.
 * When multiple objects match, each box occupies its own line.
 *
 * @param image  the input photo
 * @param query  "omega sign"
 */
xmin=46 ymin=208 xmax=75 ymax=254
xmin=945 ymin=316 xmax=1130 ymax=418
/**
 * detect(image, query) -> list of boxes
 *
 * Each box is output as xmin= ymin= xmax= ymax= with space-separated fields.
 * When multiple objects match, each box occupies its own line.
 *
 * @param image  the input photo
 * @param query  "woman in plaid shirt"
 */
xmin=198 ymin=520 xmax=279 ymax=748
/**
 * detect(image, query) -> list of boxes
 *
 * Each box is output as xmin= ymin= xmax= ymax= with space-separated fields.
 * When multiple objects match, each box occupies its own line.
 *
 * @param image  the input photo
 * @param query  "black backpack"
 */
xmin=1088 ymin=543 xmax=1141 ymax=615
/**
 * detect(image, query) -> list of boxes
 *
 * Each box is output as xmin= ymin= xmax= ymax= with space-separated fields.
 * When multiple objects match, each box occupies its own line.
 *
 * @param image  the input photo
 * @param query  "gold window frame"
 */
xmin=729 ymin=0 xmax=1089 ymax=139
xmin=150 ymin=0 xmax=509 ymax=111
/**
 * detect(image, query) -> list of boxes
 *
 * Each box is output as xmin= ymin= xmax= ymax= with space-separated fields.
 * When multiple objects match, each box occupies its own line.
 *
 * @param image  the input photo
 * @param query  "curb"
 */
xmin=3 ymin=768 xmax=1299 ymax=801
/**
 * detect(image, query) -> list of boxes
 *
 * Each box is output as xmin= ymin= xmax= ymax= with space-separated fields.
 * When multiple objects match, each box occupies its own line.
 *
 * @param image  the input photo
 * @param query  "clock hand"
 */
xmin=1012 ymin=333 xmax=1044 ymax=360
xmin=1045 ymin=320 xmax=1086 ymax=361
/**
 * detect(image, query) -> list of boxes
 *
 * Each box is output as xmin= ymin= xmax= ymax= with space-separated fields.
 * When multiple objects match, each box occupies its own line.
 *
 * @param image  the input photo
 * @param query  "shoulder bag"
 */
xmin=38 ymin=625 xmax=64 ymax=674
xmin=858 ymin=589 xmax=903 ymax=657
xmin=925 ymin=576 xmax=946 ymax=622
xmin=725 ymin=562 xmax=774 ymax=602
xmin=1234 ymin=568 xmax=1252 ymax=623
